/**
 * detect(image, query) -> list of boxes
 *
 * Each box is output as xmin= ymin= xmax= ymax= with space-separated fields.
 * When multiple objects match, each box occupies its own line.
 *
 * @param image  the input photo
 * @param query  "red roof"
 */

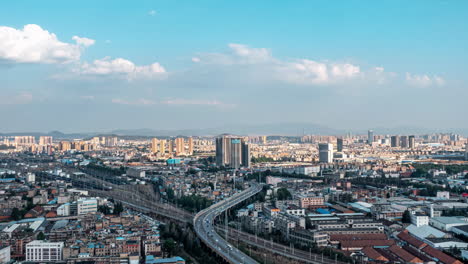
xmin=422 ymin=246 xmax=463 ymax=264
xmin=397 ymin=230 xmax=427 ymax=249
xmin=362 ymin=247 xmax=388 ymax=262
xmin=330 ymin=233 xmax=387 ymax=241
xmin=341 ymin=239 xmax=395 ymax=249
xmin=388 ymin=245 xmax=422 ymax=263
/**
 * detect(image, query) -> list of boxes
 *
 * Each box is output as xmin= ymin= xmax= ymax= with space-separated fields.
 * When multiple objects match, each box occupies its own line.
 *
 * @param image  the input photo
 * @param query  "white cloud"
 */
xmin=0 ymin=92 xmax=33 ymax=105
xmin=161 ymin=98 xmax=236 ymax=108
xmin=148 ymin=10 xmax=156 ymax=16
xmin=72 ymin=36 xmax=95 ymax=47
xmin=405 ymin=73 xmax=445 ymax=87
xmin=111 ymin=97 xmax=233 ymax=108
xmin=194 ymin=43 xmax=363 ymax=85
xmin=77 ymin=57 xmax=166 ymax=80
xmin=191 ymin=44 xmax=445 ymax=88
xmin=228 ymin=43 xmax=271 ymax=63
xmin=0 ymin=24 xmax=90 ymax=64
xmin=112 ymin=98 xmax=156 ymax=105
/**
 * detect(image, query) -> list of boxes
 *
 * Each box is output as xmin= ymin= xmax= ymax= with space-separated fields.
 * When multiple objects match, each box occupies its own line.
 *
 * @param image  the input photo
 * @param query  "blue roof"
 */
xmin=146 ymin=256 xmax=185 ymax=264
xmin=316 ymin=208 xmax=331 ymax=214
xmin=0 ymin=178 xmax=15 ymax=182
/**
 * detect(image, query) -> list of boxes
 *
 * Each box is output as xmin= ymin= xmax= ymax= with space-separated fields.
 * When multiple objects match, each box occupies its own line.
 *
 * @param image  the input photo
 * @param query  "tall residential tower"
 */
xmin=215 ymin=135 xmax=250 ymax=169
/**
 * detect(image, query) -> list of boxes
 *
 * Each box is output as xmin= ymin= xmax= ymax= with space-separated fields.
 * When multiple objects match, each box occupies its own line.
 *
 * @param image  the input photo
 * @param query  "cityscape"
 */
xmin=1 ymin=1 xmax=468 ymax=264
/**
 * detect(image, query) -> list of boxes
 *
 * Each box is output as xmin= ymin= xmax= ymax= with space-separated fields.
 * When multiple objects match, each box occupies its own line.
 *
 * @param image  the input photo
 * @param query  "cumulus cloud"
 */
xmin=191 ymin=43 xmax=445 ymax=88
xmin=72 ymin=36 xmax=95 ymax=47
xmin=77 ymin=57 xmax=166 ymax=80
xmin=405 ymin=73 xmax=445 ymax=87
xmin=0 ymin=24 xmax=90 ymax=64
xmin=194 ymin=43 xmax=364 ymax=85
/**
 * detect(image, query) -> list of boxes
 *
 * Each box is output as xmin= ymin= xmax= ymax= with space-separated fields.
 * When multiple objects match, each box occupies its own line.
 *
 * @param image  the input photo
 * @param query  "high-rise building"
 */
xmin=187 ymin=137 xmax=194 ymax=155
xmin=159 ymin=139 xmax=166 ymax=153
xmin=391 ymin=136 xmax=400 ymax=148
xmin=104 ymin=136 xmax=118 ymax=147
xmin=168 ymin=140 xmax=173 ymax=154
xmin=261 ymin=136 xmax=267 ymax=144
xmin=400 ymin=136 xmax=409 ymax=148
xmin=465 ymin=141 xmax=468 ymax=161
xmin=318 ymin=143 xmax=333 ymax=163
xmin=368 ymin=130 xmax=374 ymax=145
xmin=39 ymin=136 xmax=53 ymax=145
xmin=175 ymin=138 xmax=185 ymax=155
xmin=59 ymin=141 xmax=72 ymax=151
xmin=215 ymin=135 xmax=250 ymax=169
xmin=151 ymin=138 xmax=159 ymax=153
xmin=409 ymin=135 xmax=415 ymax=149
xmin=14 ymin=136 xmax=35 ymax=145
xmin=337 ymin=138 xmax=343 ymax=152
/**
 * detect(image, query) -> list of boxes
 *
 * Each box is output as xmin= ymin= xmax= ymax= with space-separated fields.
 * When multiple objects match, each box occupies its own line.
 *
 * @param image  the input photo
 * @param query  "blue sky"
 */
xmin=1 ymin=0 xmax=467 ymax=133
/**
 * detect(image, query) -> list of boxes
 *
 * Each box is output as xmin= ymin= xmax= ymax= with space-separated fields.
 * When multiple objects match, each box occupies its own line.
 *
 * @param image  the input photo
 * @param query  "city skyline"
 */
xmin=1 ymin=1 xmax=468 ymax=132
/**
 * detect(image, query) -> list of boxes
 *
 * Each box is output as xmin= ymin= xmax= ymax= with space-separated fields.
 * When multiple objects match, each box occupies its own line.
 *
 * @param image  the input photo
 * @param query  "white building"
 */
xmin=26 ymin=240 xmax=63 ymax=262
xmin=436 ymin=191 xmax=450 ymax=199
xmin=0 ymin=246 xmax=10 ymax=263
xmin=318 ymin=143 xmax=333 ymax=163
xmin=126 ymin=167 xmax=146 ymax=178
xmin=76 ymin=198 xmax=97 ymax=215
xmin=57 ymin=203 xmax=70 ymax=216
xmin=26 ymin=172 xmax=35 ymax=183
xmin=285 ymin=208 xmax=306 ymax=216
xmin=430 ymin=217 xmax=468 ymax=231
xmin=410 ymin=212 xmax=429 ymax=227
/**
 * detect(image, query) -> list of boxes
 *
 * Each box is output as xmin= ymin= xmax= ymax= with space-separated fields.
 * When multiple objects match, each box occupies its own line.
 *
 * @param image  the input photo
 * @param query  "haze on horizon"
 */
xmin=1 ymin=0 xmax=467 ymax=133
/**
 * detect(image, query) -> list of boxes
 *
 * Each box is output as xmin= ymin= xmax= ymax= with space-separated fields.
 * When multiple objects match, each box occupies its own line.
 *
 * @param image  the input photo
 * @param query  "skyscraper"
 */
xmin=159 ymin=139 xmax=166 ymax=153
xmin=367 ymin=130 xmax=374 ymax=145
xmin=337 ymin=138 xmax=343 ymax=152
xmin=400 ymin=136 xmax=409 ymax=148
xmin=168 ymin=140 xmax=173 ymax=154
xmin=465 ymin=141 xmax=468 ymax=161
xmin=39 ymin=136 xmax=53 ymax=145
xmin=318 ymin=143 xmax=333 ymax=163
xmin=151 ymin=138 xmax=159 ymax=153
xmin=175 ymin=137 xmax=185 ymax=155
xmin=409 ymin=135 xmax=415 ymax=149
xmin=215 ymin=135 xmax=250 ymax=169
xmin=187 ymin=137 xmax=194 ymax=155
xmin=391 ymin=135 xmax=400 ymax=148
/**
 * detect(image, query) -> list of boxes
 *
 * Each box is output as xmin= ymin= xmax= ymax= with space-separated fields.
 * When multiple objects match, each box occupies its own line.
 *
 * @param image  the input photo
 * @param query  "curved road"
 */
xmin=194 ymin=182 xmax=263 ymax=264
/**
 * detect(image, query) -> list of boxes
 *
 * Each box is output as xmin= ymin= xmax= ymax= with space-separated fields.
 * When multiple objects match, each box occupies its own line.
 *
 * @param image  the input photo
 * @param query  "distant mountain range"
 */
xmin=1 ymin=123 xmax=467 ymax=139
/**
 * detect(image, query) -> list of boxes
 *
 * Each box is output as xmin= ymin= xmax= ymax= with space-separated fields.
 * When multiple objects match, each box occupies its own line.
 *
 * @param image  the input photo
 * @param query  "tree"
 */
xmin=276 ymin=188 xmax=292 ymax=200
xmin=402 ymin=210 xmax=412 ymax=223
xmin=163 ymin=238 xmax=177 ymax=256
xmin=37 ymin=231 xmax=46 ymax=240
xmin=113 ymin=202 xmax=124 ymax=215
xmin=166 ymin=188 xmax=175 ymax=201
xmin=98 ymin=205 xmax=111 ymax=215
xmin=11 ymin=207 xmax=22 ymax=220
